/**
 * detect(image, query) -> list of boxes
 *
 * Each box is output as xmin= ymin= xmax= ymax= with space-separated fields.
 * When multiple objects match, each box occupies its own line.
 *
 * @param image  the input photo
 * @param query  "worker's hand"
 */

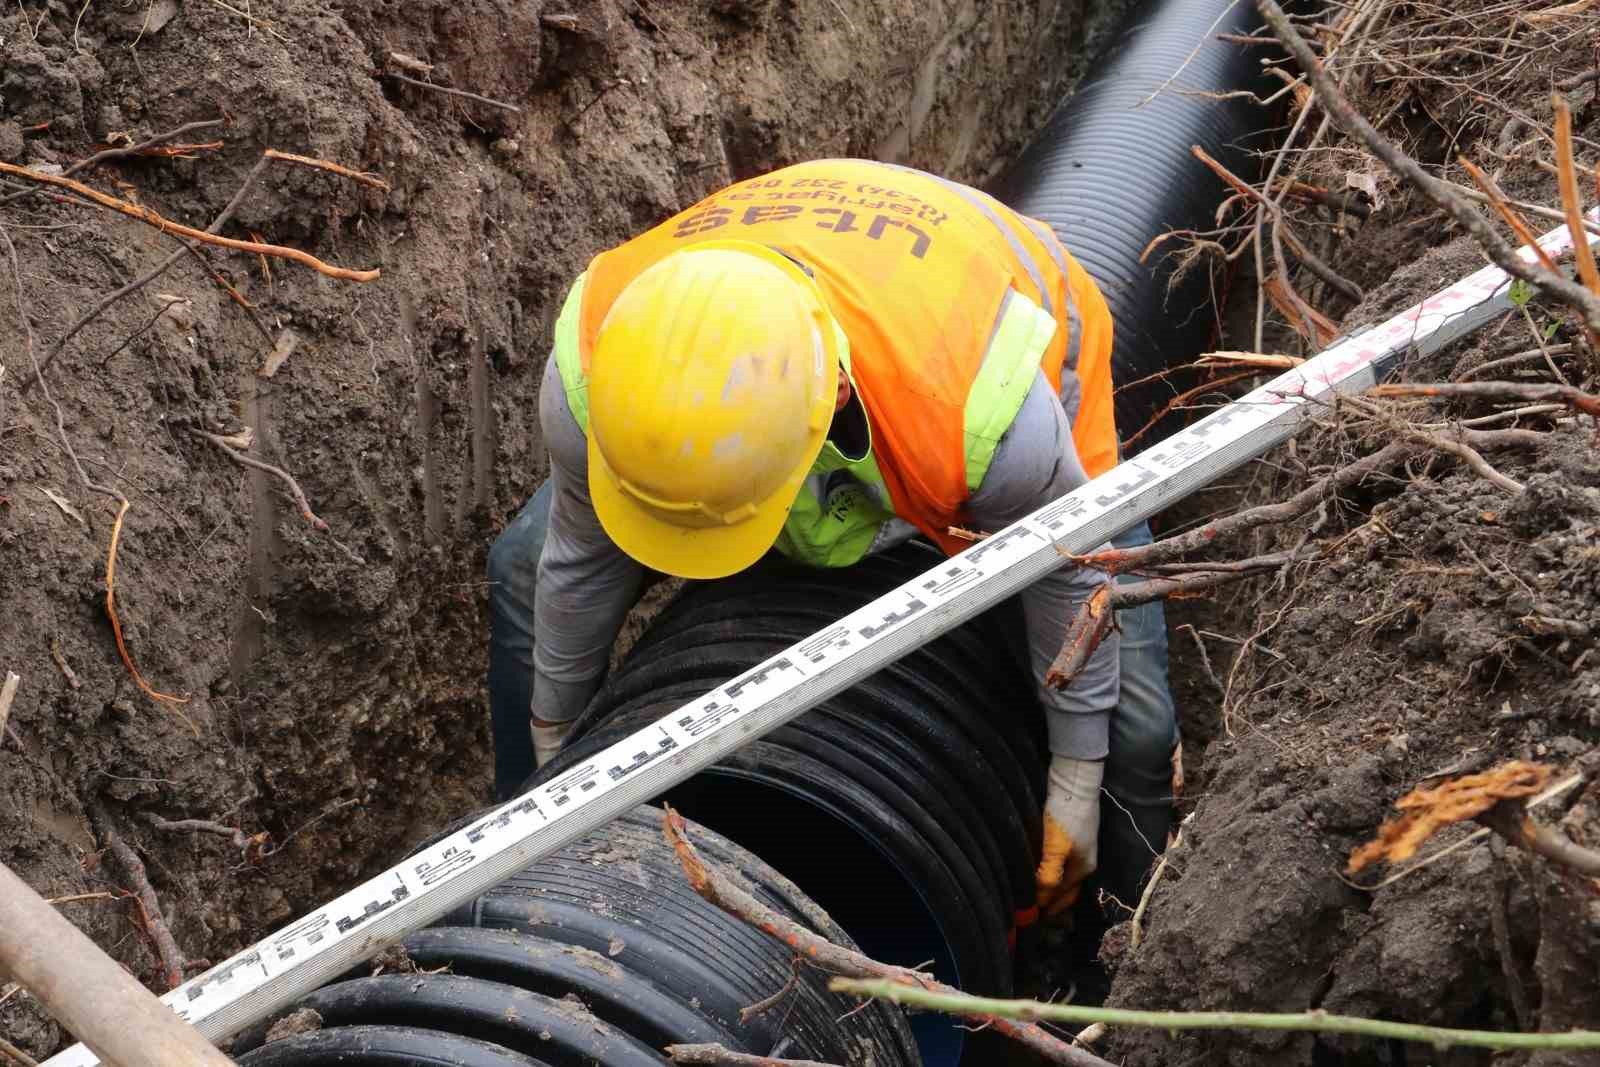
xmin=532 ymin=716 xmax=575 ymax=769
xmin=1036 ymin=755 xmax=1104 ymax=918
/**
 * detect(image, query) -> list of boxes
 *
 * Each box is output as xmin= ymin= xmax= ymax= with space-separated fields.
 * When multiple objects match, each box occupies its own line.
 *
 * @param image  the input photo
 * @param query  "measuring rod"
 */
xmin=42 ymin=214 xmax=1587 ymax=1066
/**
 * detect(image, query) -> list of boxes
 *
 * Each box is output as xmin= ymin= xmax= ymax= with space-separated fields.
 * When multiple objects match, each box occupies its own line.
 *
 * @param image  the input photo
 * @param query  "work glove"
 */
xmin=1036 ymin=754 xmax=1104 ymax=918
xmin=532 ymin=717 xmax=574 ymax=769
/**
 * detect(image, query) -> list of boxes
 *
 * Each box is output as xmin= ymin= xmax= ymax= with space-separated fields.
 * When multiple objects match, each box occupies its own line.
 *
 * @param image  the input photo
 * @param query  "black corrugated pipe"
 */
xmin=534 ymin=545 xmax=1041 ymax=1067
xmin=992 ymin=0 xmax=1279 ymax=450
xmin=247 ymin=3 xmax=1284 ymax=1066
xmin=230 ymin=807 xmax=918 ymax=1067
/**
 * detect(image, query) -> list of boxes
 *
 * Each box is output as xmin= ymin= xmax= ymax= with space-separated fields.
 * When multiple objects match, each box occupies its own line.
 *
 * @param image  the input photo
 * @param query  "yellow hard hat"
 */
xmin=586 ymin=240 xmax=845 ymax=580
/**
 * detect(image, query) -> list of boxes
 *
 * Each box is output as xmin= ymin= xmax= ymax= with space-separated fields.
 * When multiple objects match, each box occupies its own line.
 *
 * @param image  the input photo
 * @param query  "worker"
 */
xmin=485 ymin=158 xmax=1178 ymax=922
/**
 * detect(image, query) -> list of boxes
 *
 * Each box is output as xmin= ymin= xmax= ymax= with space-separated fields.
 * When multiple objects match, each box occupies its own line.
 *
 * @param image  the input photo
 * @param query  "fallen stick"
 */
xmin=0 ymin=1035 xmax=38 ymax=1067
xmin=262 ymin=149 xmax=390 ymax=192
xmin=0 ymin=860 xmax=235 ymax=1067
xmin=385 ymin=71 xmax=524 ymax=114
xmin=660 ymin=808 xmax=1117 ymax=1067
xmin=666 ymin=1045 xmax=840 ymax=1067
xmin=99 ymin=826 xmax=188 ymax=991
xmin=1044 ymin=584 xmax=1113 ymax=690
xmin=0 ymin=161 xmax=379 ymax=282
xmin=829 ymin=979 xmax=1600 ymax=1052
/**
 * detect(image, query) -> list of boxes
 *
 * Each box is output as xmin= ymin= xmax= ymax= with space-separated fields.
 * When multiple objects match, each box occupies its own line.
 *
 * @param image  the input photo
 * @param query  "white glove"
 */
xmin=1036 ymin=755 xmax=1104 ymax=917
xmin=532 ymin=718 xmax=574 ymax=768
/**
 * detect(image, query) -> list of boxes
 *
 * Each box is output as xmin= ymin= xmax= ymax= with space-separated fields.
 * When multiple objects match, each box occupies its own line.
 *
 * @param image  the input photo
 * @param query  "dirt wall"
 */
xmin=0 ymin=0 xmax=1109 ymax=1054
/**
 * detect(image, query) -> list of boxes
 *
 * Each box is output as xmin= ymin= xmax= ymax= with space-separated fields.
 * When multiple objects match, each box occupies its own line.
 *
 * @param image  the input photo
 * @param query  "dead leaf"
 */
xmin=1347 ymin=761 xmax=1551 ymax=874
xmin=1345 ymin=169 xmax=1385 ymax=212
xmin=39 ymin=486 xmax=86 ymax=528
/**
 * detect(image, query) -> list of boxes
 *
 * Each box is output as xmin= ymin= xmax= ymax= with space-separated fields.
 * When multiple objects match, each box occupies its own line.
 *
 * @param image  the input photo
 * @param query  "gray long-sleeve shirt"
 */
xmin=531 ymin=352 xmax=1120 ymax=760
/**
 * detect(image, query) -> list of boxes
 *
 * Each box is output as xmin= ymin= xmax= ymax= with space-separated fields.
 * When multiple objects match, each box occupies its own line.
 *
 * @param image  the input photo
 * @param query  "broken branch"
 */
xmin=828 ymin=980 xmax=1600 ymax=1052
xmin=1044 ymin=584 xmax=1114 ymax=691
xmin=385 ymin=71 xmax=524 ymax=114
xmin=0 ymin=161 xmax=379 ymax=282
xmin=661 ymin=808 xmax=1116 ymax=1067
xmin=666 ymin=1045 xmax=840 ymax=1067
xmin=99 ymin=824 xmax=187 ymax=991
xmin=262 ymin=148 xmax=391 ymax=191
xmin=1478 ymin=798 xmax=1600 ymax=878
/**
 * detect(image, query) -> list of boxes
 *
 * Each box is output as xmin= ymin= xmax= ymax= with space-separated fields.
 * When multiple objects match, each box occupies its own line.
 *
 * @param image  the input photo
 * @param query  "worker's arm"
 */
xmin=967 ymin=368 xmax=1118 ymax=917
xmin=531 ymin=354 xmax=647 ymax=729
xmin=966 ymin=368 xmax=1120 ymax=757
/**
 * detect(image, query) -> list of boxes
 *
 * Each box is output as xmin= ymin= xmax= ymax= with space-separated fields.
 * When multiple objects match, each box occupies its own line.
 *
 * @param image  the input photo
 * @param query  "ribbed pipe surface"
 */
xmin=992 ymin=0 xmax=1278 ymax=450
xmin=230 ymin=807 xmax=916 ymax=1067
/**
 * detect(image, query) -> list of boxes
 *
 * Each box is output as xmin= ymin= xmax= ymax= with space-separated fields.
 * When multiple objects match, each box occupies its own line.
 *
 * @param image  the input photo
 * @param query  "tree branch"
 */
xmin=828 ymin=980 xmax=1600 ymax=1051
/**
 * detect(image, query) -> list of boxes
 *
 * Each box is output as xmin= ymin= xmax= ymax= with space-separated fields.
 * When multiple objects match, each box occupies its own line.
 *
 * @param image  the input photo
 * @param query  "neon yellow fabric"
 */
xmin=554 ymin=274 xmax=590 ymax=432
xmin=962 ymin=292 xmax=1059 ymax=491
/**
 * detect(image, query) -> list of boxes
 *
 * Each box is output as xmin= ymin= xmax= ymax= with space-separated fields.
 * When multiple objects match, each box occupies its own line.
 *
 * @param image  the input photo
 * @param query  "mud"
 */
xmin=0 ymin=0 xmax=1111 ymax=1056
xmin=1099 ymin=14 xmax=1600 ymax=1058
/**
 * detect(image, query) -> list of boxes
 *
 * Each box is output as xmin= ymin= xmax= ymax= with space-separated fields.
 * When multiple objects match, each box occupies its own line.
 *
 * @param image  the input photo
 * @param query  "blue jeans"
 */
xmin=1099 ymin=518 xmax=1180 ymax=909
xmin=486 ymin=481 xmax=555 ymax=801
xmin=486 ymin=490 xmax=1181 ymax=857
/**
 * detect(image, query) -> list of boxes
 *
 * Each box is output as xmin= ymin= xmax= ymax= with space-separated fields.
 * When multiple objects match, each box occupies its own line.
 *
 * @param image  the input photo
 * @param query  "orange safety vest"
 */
xmin=566 ymin=158 xmax=1117 ymax=557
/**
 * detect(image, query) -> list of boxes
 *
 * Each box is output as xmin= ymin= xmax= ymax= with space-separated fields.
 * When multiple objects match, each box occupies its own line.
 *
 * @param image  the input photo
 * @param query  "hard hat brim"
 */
xmin=587 ymin=432 xmax=811 ymax=581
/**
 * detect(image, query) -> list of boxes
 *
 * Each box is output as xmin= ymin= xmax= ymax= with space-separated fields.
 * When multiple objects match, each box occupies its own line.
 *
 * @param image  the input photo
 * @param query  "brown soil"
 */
xmin=1097 ymin=5 xmax=1600 ymax=1063
xmin=0 ymin=0 xmax=1116 ymax=1056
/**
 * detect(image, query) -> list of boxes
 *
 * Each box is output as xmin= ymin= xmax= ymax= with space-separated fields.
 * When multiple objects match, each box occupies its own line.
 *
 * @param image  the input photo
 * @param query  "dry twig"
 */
xmin=661 ymin=808 xmax=1115 ymax=1067
xmin=666 ymin=1045 xmax=840 ymax=1067
xmin=0 ymin=161 xmax=379 ymax=281
xmin=99 ymin=824 xmax=187 ymax=990
xmin=385 ymin=70 xmax=524 ymax=114
xmin=263 ymin=148 xmax=390 ymax=191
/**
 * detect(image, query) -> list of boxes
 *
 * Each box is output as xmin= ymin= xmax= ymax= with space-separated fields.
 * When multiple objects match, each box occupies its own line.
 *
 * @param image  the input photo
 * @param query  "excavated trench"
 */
xmin=215 ymin=1 xmax=1285 ymax=1065
xmin=0 ymin=0 xmax=1111 ymax=1058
